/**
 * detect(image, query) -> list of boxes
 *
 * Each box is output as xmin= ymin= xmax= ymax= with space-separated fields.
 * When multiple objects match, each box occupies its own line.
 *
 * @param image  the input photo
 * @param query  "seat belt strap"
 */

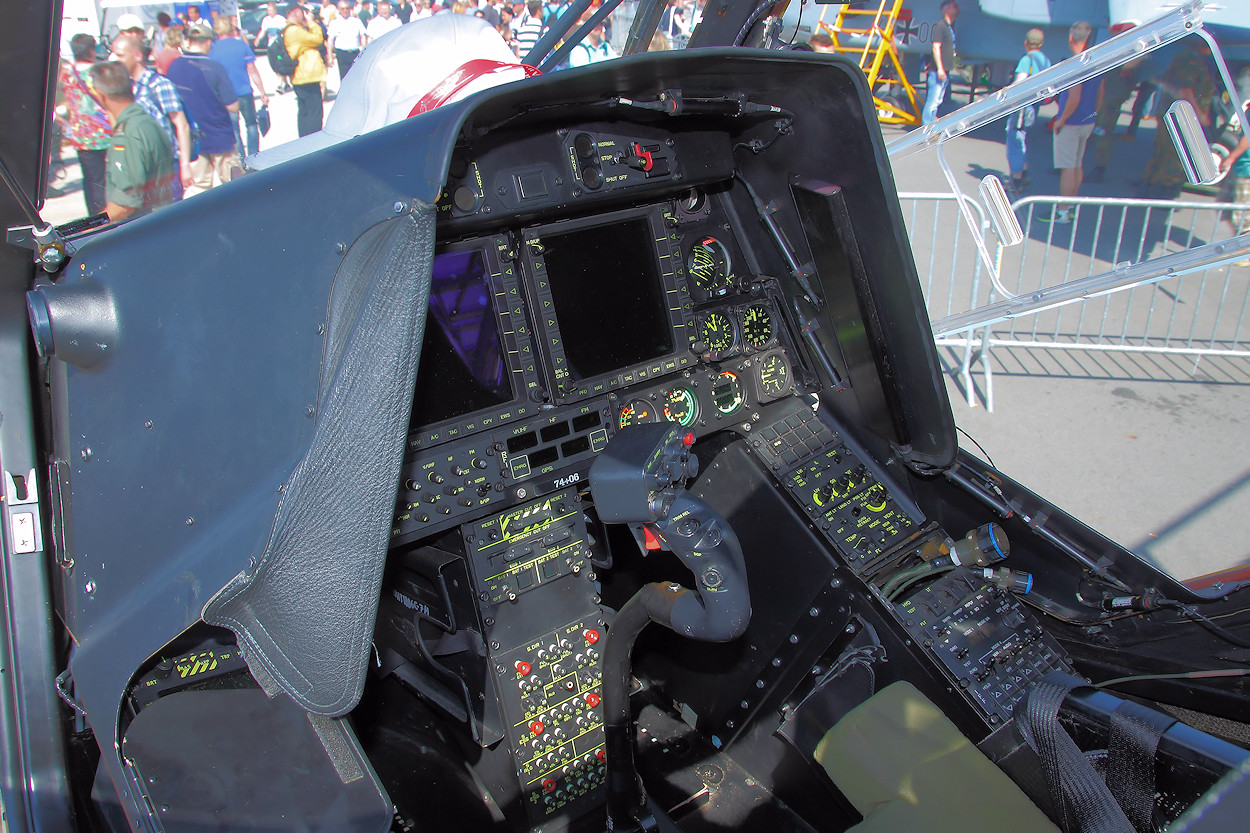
xmin=1109 ymin=699 xmax=1176 ymax=832
xmin=1019 ymin=671 xmax=1135 ymax=833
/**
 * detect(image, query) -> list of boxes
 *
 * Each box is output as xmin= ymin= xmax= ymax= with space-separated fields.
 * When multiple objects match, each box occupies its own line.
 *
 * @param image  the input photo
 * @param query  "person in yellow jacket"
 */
xmin=284 ymin=3 xmax=328 ymax=136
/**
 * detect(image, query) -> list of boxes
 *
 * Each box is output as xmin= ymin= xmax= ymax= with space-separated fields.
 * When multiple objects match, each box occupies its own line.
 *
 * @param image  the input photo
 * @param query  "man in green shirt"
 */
xmin=88 ymin=61 xmax=175 ymax=222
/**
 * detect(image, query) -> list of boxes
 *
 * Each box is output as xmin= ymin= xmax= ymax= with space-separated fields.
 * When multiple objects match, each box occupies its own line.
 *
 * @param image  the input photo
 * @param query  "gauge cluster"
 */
xmin=696 ymin=301 xmax=779 ymax=361
xmin=609 ymin=349 xmax=794 ymax=436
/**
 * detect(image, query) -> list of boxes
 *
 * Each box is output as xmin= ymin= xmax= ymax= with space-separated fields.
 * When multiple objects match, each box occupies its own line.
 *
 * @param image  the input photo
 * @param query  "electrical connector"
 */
xmin=978 ymin=567 xmax=1033 ymax=594
xmin=950 ymin=522 xmax=1010 ymax=567
xmin=1101 ymin=591 xmax=1165 ymax=612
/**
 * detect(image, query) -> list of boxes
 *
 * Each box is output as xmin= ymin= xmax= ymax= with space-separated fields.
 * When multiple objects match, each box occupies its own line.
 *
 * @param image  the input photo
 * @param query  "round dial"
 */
xmin=618 ymin=399 xmax=658 ymax=429
xmin=741 ymin=304 xmax=774 ymax=349
xmin=812 ymin=467 xmax=867 ymax=507
xmin=687 ymin=237 xmax=731 ymax=295
xmin=863 ymin=485 xmax=889 ymax=513
xmin=700 ymin=311 xmax=738 ymax=359
xmin=711 ymin=371 xmax=745 ymax=415
xmin=662 ymin=386 xmax=699 ymax=427
xmin=756 ymin=351 xmax=792 ymax=399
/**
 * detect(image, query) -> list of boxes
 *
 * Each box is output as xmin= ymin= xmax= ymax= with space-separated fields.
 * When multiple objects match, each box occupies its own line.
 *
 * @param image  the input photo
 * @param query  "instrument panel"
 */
xmin=380 ymin=110 xmax=1074 ymax=832
xmin=392 ymin=177 xmax=806 ymax=545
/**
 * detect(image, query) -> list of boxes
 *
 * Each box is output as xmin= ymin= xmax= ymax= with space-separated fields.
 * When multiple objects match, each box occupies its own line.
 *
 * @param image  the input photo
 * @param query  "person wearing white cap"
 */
xmin=115 ymin=12 xmax=144 ymax=34
xmin=246 ymin=15 xmax=534 ymax=171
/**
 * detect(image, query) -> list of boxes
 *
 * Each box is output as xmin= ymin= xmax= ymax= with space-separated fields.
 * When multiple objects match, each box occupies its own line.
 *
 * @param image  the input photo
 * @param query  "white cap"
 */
xmin=246 ymin=16 xmax=531 ymax=170
xmin=116 ymin=13 xmax=144 ymax=32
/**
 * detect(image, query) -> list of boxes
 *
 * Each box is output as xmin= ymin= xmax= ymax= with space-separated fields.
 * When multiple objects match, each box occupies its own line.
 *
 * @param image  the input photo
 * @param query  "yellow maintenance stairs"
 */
xmin=817 ymin=0 xmax=920 ymax=126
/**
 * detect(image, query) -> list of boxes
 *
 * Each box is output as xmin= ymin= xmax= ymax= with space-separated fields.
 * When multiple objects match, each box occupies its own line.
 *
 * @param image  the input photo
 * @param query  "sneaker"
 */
xmin=1041 ymin=209 xmax=1072 ymax=225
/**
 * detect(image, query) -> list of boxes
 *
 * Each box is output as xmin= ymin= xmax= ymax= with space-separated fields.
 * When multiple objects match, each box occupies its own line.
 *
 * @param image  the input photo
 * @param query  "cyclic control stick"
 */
xmin=590 ymin=424 xmax=751 ymax=831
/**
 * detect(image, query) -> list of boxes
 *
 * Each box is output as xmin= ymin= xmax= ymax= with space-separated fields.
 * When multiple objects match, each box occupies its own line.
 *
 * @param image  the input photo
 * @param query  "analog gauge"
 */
xmin=618 ymin=399 xmax=658 ymax=429
xmin=662 ymin=386 xmax=699 ymax=427
xmin=741 ymin=304 xmax=774 ymax=349
xmin=699 ymin=311 xmax=739 ymax=359
xmin=711 ymin=371 xmax=745 ymax=416
xmin=687 ymin=237 xmax=731 ymax=295
xmin=756 ymin=350 xmax=792 ymax=399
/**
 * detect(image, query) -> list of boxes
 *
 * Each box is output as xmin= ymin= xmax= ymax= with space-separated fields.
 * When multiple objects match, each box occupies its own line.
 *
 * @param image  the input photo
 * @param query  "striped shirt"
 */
xmin=132 ymin=67 xmax=185 ymax=157
xmin=513 ymin=17 xmax=543 ymax=58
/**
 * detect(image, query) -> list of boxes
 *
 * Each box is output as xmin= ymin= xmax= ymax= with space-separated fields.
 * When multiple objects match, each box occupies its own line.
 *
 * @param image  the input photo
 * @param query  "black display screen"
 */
xmin=410 ymin=249 xmax=513 ymax=427
xmin=543 ymin=218 xmax=674 ymax=380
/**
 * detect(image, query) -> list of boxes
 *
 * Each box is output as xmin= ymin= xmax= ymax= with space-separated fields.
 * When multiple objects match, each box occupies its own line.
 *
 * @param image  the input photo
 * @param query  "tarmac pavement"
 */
xmin=36 ymin=65 xmax=1250 ymax=583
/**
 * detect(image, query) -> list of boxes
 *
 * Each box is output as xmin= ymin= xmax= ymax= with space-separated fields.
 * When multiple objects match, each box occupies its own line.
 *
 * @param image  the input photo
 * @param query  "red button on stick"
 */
xmin=683 ymin=432 xmax=695 ymax=446
xmin=515 ymin=660 xmax=532 ymax=676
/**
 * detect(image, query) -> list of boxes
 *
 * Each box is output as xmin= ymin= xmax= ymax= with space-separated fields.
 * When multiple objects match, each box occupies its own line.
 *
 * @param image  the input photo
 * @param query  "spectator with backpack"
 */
xmin=568 ymin=18 xmax=615 ymax=66
xmin=258 ymin=2 xmax=292 ymax=90
xmin=274 ymin=3 xmax=327 ymax=136
xmin=1004 ymin=28 xmax=1050 ymax=193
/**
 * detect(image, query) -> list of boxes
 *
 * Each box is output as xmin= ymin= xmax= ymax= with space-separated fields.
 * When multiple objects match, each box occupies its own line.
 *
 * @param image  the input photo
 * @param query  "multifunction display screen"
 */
xmin=410 ymin=248 xmax=513 ymax=427
xmin=542 ymin=218 xmax=674 ymax=381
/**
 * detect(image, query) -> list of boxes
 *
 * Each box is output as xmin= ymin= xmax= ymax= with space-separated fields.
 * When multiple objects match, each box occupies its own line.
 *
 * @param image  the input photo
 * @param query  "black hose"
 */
xmin=602 ymin=583 xmax=686 ymax=832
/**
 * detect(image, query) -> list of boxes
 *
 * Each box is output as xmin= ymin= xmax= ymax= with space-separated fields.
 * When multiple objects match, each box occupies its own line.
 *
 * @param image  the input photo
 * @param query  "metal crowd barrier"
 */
xmin=898 ymin=192 xmax=993 ymax=408
xmin=899 ymin=192 xmax=1250 ymax=411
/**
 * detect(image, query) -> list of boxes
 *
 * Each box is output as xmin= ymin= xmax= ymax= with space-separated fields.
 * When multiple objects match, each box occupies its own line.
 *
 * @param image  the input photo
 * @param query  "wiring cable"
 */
xmin=1160 ymin=599 xmax=1250 ymax=651
xmin=1094 ymin=668 xmax=1250 ymax=690
xmin=883 ymin=563 xmax=956 ymax=602
xmin=956 ymin=426 xmax=997 ymax=470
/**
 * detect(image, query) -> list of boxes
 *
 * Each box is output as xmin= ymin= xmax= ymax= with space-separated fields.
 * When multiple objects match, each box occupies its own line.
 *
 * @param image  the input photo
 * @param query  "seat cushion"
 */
xmin=814 ymin=681 xmax=1059 ymax=833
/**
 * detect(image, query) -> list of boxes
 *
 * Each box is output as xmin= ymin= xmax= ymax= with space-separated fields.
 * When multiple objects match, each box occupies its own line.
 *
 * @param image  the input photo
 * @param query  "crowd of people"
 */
xmin=57 ymin=6 xmax=270 ymax=222
xmin=1004 ymin=21 xmax=1218 ymax=224
xmin=904 ymin=2 xmax=1222 ymax=227
xmin=61 ymin=0 xmax=1231 ymax=235
xmin=55 ymin=0 xmax=691 ymax=223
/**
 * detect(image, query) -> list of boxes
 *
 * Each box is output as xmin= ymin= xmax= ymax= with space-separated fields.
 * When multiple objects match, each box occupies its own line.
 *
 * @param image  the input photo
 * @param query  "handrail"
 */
xmin=886 ymin=0 xmax=1205 ymax=163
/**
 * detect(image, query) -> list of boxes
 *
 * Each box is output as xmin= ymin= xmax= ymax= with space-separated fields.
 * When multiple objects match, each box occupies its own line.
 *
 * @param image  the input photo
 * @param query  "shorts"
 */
xmin=1053 ymin=122 xmax=1095 ymax=170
